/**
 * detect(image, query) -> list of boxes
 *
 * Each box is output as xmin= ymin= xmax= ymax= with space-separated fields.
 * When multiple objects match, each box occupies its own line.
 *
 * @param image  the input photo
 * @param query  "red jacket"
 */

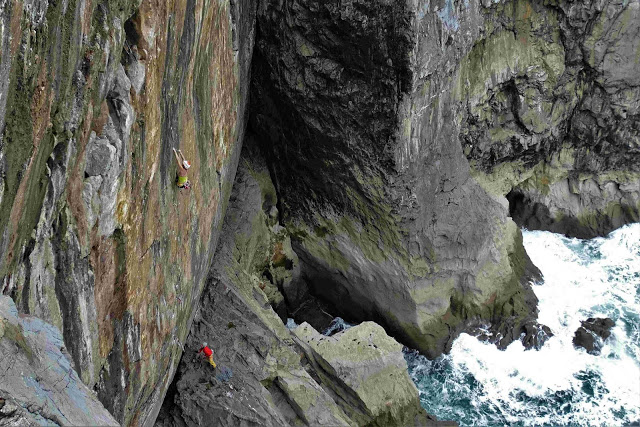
xmin=198 ymin=346 xmax=212 ymax=357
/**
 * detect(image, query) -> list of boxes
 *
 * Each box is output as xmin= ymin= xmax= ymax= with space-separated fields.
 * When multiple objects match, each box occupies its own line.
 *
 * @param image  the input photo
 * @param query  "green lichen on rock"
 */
xmin=0 ymin=319 xmax=34 ymax=362
xmin=289 ymin=206 xmax=433 ymax=281
xmin=471 ymin=146 xmax=576 ymax=197
xmin=456 ymin=10 xmax=565 ymax=103
xmin=293 ymin=321 xmax=428 ymax=426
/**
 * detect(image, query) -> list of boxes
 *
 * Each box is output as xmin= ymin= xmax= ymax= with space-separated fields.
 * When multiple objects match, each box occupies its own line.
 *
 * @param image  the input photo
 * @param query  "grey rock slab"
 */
xmin=0 ymin=296 xmax=118 ymax=426
xmin=293 ymin=321 xmax=430 ymax=427
xmin=275 ymin=369 xmax=353 ymax=427
xmin=126 ymin=59 xmax=146 ymax=95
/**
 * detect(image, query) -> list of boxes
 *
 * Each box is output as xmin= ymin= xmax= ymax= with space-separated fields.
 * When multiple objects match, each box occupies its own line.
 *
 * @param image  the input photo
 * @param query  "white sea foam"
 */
xmin=407 ymin=223 xmax=640 ymax=426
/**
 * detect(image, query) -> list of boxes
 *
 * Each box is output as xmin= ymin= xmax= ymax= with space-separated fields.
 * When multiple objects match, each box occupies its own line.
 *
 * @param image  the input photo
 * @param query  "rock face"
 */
xmin=573 ymin=317 xmax=615 ymax=355
xmin=248 ymin=0 xmax=640 ymax=358
xmin=467 ymin=1 xmax=640 ymax=239
xmin=157 ymin=146 xmax=439 ymax=427
xmin=2 ymin=0 xmax=640 ymax=424
xmin=0 ymin=0 xmax=257 ymax=424
xmin=294 ymin=321 xmax=431 ymax=426
xmin=0 ymin=296 xmax=118 ymax=426
xmin=249 ymin=0 xmax=559 ymax=358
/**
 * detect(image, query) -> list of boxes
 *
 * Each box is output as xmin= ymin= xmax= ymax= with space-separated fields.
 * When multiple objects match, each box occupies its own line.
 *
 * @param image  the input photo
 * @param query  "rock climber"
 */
xmin=173 ymin=147 xmax=191 ymax=189
xmin=197 ymin=342 xmax=216 ymax=368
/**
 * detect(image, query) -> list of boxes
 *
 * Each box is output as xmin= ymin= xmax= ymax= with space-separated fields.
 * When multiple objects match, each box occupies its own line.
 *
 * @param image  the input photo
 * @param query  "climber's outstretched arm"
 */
xmin=172 ymin=147 xmax=183 ymax=168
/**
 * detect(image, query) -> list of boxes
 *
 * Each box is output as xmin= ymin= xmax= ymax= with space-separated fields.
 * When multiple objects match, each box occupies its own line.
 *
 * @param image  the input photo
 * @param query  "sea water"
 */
xmin=405 ymin=223 xmax=640 ymax=426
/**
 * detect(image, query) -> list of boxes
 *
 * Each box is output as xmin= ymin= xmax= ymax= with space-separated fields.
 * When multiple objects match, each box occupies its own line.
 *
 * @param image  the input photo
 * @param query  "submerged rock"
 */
xmin=470 ymin=319 xmax=554 ymax=351
xmin=573 ymin=317 xmax=615 ymax=355
xmin=520 ymin=321 xmax=554 ymax=351
xmin=0 ymin=296 xmax=118 ymax=426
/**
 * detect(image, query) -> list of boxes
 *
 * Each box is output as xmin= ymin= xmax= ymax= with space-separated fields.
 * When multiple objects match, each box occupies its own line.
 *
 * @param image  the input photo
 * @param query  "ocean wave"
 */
xmin=406 ymin=223 xmax=640 ymax=426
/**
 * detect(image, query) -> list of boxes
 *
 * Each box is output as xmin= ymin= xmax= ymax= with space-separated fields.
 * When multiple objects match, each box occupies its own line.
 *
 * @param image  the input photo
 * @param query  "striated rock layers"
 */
xmin=157 ymin=147 xmax=443 ymax=427
xmin=249 ymin=0 xmax=640 ymax=358
xmin=0 ymin=0 xmax=256 ymax=424
xmin=0 ymin=295 xmax=118 ymax=426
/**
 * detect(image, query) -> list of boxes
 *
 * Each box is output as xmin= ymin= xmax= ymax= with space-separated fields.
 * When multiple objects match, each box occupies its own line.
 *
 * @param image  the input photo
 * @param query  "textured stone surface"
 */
xmin=0 ymin=0 xmax=257 ymax=424
xmin=294 ymin=321 xmax=431 ymax=427
xmin=0 ymin=296 xmax=119 ymax=426
xmin=249 ymin=0 xmax=547 ymax=358
xmin=157 ymin=145 xmax=441 ymax=426
xmin=2 ymin=0 xmax=640 ymax=424
xmin=157 ymin=146 xmax=354 ymax=427
xmin=465 ymin=1 xmax=640 ymax=238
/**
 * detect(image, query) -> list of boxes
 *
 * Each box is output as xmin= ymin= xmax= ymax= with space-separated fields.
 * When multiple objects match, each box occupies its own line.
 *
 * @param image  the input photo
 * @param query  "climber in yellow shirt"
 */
xmin=173 ymin=147 xmax=191 ymax=190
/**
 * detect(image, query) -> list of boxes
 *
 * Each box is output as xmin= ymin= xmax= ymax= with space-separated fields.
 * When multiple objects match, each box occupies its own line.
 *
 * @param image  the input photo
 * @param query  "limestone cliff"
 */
xmin=248 ymin=0 xmax=639 ymax=358
xmin=0 ymin=0 xmax=256 ymax=424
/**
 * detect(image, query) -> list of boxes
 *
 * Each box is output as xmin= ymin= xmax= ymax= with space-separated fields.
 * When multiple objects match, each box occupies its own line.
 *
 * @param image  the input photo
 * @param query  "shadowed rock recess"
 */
xmin=1 ymin=0 xmax=639 ymax=425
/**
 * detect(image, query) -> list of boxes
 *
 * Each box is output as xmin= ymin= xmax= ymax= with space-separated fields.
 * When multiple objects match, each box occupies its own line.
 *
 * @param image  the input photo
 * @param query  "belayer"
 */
xmin=197 ymin=342 xmax=216 ymax=368
xmin=173 ymin=147 xmax=191 ymax=189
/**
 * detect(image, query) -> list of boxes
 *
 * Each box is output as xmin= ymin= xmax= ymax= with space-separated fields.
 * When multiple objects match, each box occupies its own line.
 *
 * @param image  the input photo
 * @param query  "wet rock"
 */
xmin=573 ymin=317 xmax=615 ymax=355
xmin=0 ymin=296 xmax=118 ymax=426
xmin=508 ymin=176 xmax=639 ymax=239
xmin=520 ymin=321 xmax=554 ymax=351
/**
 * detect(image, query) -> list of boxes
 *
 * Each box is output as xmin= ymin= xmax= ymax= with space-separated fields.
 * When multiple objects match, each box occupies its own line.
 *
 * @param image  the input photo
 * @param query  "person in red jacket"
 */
xmin=197 ymin=342 xmax=216 ymax=368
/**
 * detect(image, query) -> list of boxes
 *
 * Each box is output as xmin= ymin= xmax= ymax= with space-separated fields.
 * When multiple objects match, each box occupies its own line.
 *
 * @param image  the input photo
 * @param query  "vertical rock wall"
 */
xmin=249 ymin=0 xmax=639 ymax=358
xmin=0 ymin=0 xmax=256 ymax=424
xmin=250 ymin=0 xmax=541 ymax=359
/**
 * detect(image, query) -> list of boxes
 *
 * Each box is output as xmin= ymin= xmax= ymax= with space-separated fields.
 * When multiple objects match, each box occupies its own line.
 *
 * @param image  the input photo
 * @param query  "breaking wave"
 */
xmin=405 ymin=223 xmax=640 ymax=426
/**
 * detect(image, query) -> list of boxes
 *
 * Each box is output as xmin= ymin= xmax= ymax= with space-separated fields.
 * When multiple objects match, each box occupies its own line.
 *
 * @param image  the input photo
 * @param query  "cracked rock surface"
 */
xmin=0 ymin=296 xmax=118 ymax=426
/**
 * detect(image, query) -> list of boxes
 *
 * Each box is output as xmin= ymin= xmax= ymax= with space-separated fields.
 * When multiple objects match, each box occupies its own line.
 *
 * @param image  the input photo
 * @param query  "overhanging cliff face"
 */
xmin=249 ymin=0 xmax=639 ymax=358
xmin=0 ymin=0 xmax=256 ymax=424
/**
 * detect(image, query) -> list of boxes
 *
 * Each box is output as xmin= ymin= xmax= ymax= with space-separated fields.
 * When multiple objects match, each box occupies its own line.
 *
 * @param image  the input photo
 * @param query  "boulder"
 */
xmin=293 ymin=321 xmax=432 ymax=427
xmin=573 ymin=317 xmax=615 ymax=355
xmin=84 ymin=133 xmax=116 ymax=177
